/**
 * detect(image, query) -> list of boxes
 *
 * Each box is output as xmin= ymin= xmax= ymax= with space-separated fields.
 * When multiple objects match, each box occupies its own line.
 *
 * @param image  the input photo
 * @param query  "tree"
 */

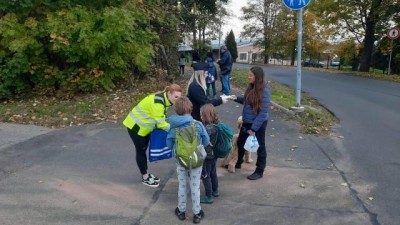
xmin=225 ymin=30 xmax=238 ymax=62
xmin=241 ymin=0 xmax=281 ymax=64
xmin=309 ymin=0 xmax=400 ymax=72
xmin=0 ymin=0 xmax=169 ymax=98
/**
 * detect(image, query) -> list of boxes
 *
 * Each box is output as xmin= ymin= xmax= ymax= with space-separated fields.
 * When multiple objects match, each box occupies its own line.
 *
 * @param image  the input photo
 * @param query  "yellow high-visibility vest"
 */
xmin=123 ymin=92 xmax=171 ymax=136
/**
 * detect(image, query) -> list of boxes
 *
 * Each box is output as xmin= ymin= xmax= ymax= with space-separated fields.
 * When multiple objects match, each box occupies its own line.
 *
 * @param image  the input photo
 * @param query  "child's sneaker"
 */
xmin=142 ymin=176 xmax=159 ymax=187
xmin=175 ymin=207 xmax=186 ymax=220
xmin=193 ymin=210 xmax=204 ymax=224
xmin=148 ymin=173 xmax=160 ymax=182
xmin=200 ymin=195 xmax=214 ymax=204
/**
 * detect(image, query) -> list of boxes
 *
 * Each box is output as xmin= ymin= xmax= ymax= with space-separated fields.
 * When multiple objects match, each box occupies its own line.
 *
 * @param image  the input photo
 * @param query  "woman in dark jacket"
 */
xmin=187 ymin=62 xmax=228 ymax=121
xmin=231 ymin=66 xmax=270 ymax=180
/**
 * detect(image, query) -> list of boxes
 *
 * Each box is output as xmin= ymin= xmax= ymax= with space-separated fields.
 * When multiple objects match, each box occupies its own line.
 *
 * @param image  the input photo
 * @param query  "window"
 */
xmin=239 ymin=53 xmax=247 ymax=61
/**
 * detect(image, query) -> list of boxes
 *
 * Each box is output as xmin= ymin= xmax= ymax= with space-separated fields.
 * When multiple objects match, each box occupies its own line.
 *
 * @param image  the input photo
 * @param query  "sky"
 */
xmin=222 ymin=0 xmax=248 ymax=38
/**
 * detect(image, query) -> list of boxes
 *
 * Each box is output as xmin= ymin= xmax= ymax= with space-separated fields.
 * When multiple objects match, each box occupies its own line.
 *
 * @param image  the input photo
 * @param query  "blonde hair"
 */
xmin=174 ymin=96 xmax=193 ymax=115
xmin=187 ymin=70 xmax=207 ymax=93
xmin=200 ymin=104 xmax=219 ymax=125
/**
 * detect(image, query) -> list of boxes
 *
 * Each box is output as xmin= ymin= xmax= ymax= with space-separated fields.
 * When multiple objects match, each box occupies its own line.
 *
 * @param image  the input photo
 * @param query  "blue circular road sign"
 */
xmin=282 ymin=0 xmax=311 ymax=10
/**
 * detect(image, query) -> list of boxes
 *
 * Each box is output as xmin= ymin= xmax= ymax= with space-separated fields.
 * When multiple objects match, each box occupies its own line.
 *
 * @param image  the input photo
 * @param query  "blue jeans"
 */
xmin=221 ymin=74 xmax=230 ymax=95
xmin=201 ymin=158 xmax=218 ymax=197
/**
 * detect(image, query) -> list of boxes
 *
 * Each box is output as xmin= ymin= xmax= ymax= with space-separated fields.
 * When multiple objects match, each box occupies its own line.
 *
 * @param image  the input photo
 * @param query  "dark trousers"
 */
xmin=236 ymin=121 xmax=268 ymax=174
xmin=206 ymin=82 xmax=216 ymax=97
xmin=202 ymin=158 xmax=218 ymax=197
xmin=179 ymin=65 xmax=185 ymax=75
xmin=127 ymin=126 xmax=150 ymax=175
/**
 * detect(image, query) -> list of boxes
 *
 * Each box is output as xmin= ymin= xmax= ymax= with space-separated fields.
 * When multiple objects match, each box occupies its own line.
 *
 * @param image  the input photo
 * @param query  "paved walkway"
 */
xmin=0 ymin=81 xmax=375 ymax=225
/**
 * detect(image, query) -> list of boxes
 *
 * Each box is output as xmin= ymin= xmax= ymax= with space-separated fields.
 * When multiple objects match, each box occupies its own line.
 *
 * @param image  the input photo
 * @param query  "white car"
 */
xmin=330 ymin=61 xmax=340 ymax=66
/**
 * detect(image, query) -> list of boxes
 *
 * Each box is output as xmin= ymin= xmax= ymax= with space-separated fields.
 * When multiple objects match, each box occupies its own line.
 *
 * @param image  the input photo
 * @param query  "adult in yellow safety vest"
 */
xmin=123 ymin=84 xmax=183 ymax=187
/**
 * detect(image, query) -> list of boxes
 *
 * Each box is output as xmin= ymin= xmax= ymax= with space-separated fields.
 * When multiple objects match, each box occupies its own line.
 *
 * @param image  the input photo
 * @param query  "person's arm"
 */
xmin=166 ymin=129 xmax=176 ymax=150
xmin=233 ymin=95 xmax=244 ymax=105
xmin=218 ymin=53 xmax=228 ymax=66
xmin=189 ymin=83 xmax=224 ymax=107
xmin=250 ymin=84 xmax=270 ymax=132
xmin=152 ymin=103 xmax=170 ymax=131
xmin=197 ymin=122 xmax=210 ymax=146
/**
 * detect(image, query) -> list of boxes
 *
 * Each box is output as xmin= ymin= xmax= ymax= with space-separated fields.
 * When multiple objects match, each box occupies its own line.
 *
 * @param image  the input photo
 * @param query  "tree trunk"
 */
xmin=359 ymin=18 xmax=375 ymax=72
xmin=359 ymin=0 xmax=381 ymax=72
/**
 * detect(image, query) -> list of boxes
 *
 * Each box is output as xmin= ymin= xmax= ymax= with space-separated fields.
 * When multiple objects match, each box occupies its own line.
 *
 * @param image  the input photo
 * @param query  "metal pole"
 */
xmin=295 ymin=8 xmax=303 ymax=107
xmin=388 ymin=39 xmax=394 ymax=75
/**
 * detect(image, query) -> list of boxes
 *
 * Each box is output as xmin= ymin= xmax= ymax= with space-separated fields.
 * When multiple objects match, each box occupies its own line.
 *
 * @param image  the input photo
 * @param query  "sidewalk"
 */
xmin=0 ymin=83 xmax=373 ymax=225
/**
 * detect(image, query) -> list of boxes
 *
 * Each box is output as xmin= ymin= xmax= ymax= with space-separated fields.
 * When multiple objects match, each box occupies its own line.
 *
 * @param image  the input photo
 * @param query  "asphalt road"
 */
xmin=235 ymin=63 xmax=400 ymax=225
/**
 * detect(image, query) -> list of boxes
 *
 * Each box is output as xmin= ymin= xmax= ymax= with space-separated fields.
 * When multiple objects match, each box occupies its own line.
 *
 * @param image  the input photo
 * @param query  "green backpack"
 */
xmin=214 ymin=123 xmax=234 ymax=158
xmin=175 ymin=121 xmax=207 ymax=169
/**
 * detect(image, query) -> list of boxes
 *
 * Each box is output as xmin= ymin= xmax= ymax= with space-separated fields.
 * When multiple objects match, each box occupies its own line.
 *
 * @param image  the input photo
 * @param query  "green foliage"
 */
xmin=0 ymin=1 xmax=159 ymax=98
xmin=225 ymin=30 xmax=237 ymax=62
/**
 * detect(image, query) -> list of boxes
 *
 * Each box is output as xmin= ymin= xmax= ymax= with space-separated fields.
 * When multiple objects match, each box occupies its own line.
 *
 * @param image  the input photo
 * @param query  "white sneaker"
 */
xmin=142 ymin=176 xmax=159 ymax=187
xmin=148 ymin=173 xmax=160 ymax=182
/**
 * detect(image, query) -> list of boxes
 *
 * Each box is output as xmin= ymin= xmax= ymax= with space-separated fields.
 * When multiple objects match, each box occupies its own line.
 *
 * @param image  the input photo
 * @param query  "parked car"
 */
xmin=330 ymin=61 xmax=340 ymax=66
xmin=303 ymin=61 xmax=324 ymax=68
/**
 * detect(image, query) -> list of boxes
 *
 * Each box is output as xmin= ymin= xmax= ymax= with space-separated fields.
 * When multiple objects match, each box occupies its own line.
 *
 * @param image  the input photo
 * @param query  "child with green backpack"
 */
xmin=199 ymin=104 xmax=220 ymax=204
xmin=166 ymin=96 xmax=210 ymax=224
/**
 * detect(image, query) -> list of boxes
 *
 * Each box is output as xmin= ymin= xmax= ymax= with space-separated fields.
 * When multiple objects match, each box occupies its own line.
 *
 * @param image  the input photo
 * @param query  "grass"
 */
xmin=0 ymin=76 xmax=187 ymax=128
xmin=231 ymin=68 xmax=336 ymax=135
xmin=1 ymin=68 xmax=335 ymax=135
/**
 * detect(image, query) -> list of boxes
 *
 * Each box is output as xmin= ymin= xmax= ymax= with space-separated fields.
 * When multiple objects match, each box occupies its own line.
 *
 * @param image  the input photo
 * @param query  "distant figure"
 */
xmin=205 ymin=52 xmax=217 ymax=98
xmin=217 ymin=45 xmax=233 ymax=96
xmin=179 ymin=53 xmax=185 ymax=76
xmin=192 ymin=51 xmax=200 ymax=64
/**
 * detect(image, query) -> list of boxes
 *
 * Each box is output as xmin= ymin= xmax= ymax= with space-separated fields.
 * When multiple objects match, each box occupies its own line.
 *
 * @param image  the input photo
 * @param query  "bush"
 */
xmin=0 ymin=1 xmax=158 ymax=99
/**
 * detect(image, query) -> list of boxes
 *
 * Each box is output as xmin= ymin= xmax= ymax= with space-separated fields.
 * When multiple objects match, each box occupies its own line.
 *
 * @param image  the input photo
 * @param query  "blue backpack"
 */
xmin=213 ymin=123 xmax=234 ymax=158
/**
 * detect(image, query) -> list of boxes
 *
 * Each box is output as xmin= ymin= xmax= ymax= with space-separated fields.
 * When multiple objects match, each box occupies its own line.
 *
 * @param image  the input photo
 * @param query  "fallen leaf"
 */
xmin=285 ymin=158 xmax=293 ymax=161
xmin=299 ymin=183 xmax=306 ymax=188
xmin=341 ymin=182 xmax=348 ymax=187
xmin=368 ymin=197 xmax=374 ymax=201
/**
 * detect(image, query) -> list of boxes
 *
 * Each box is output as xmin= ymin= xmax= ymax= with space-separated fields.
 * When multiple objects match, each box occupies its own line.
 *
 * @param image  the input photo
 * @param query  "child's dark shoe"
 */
xmin=200 ymin=195 xmax=214 ymax=204
xmin=175 ymin=207 xmax=186 ymax=220
xmin=193 ymin=210 xmax=204 ymax=224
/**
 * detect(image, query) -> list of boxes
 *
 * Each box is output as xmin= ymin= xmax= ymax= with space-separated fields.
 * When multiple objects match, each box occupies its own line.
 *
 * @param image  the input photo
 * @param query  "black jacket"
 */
xmin=205 ymin=124 xmax=218 ymax=159
xmin=188 ymin=81 xmax=223 ymax=121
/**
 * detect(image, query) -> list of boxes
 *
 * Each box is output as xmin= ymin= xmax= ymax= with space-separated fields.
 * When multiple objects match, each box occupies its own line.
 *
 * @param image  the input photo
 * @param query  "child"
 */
xmin=220 ymin=116 xmax=253 ymax=173
xmin=166 ymin=96 xmax=210 ymax=224
xmin=205 ymin=52 xmax=217 ymax=98
xmin=199 ymin=104 xmax=220 ymax=204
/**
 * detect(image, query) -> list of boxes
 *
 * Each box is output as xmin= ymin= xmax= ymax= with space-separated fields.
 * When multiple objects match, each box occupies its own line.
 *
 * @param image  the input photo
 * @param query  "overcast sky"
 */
xmin=222 ymin=0 xmax=247 ymax=38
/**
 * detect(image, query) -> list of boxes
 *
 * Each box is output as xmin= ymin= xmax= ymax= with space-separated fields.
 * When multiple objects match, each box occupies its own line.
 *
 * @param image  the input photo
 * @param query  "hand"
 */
xmin=247 ymin=129 xmax=255 ymax=136
xmin=230 ymin=95 xmax=237 ymax=100
xmin=221 ymin=97 xmax=228 ymax=104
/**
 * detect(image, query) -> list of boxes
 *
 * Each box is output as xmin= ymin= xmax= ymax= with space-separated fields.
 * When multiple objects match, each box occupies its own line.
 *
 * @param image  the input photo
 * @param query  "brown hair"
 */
xmin=174 ymin=96 xmax=193 ymax=115
xmin=200 ymin=104 xmax=219 ymax=125
xmin=245 ymin=66 xmax=265 ymax=113
xmin=165 ymin=83 xmax=183 ymax=93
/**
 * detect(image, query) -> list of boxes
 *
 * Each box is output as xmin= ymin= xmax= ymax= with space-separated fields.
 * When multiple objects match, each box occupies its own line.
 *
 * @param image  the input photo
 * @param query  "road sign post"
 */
xmin=387 ymin=27 xmax=400 ymax=75
xmin=282 ymin=0 xmax=311 ymax=111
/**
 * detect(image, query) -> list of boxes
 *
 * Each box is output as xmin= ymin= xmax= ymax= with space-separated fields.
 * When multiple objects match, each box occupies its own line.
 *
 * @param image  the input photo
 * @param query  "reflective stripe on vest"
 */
xmin=129 ymin=109 xmax=154 ymax=129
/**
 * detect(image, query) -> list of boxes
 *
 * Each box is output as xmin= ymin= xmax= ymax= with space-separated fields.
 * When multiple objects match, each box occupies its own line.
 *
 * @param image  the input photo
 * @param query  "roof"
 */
xmin=178 ymin=38 xmax=258 ymax=52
